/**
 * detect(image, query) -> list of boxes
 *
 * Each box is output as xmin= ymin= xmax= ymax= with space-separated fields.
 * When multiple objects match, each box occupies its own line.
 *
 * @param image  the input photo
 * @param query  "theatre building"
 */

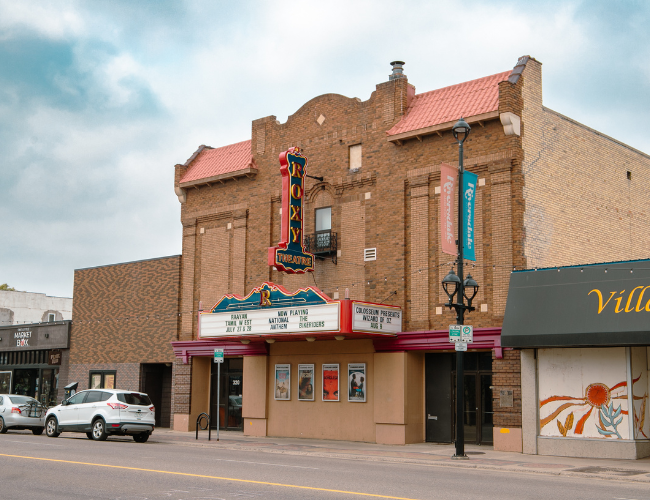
xmin=170 ymin=55 xmax=650 ymax=452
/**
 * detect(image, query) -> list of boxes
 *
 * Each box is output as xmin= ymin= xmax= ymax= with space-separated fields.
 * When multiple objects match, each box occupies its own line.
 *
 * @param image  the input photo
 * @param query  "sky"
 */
xmin=1 ymin=0 xmax=648 ymax=298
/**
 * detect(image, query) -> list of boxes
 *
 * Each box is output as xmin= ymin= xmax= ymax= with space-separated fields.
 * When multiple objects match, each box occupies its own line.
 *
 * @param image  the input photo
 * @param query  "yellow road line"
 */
xmin=0 ymin=453 xmax=419 ymax=500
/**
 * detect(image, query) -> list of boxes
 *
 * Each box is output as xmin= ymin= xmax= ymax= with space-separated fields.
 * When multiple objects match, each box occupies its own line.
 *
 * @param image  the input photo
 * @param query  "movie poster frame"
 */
xmin=274 ymin=364 xmax=291 ymax=400
xmin=347 ymin=363 xmax=367 ymax=402
xmin=297 ymin=363 xmax=315 ymax=401
xmin=322 ymin=363 xmax=339 ymax=402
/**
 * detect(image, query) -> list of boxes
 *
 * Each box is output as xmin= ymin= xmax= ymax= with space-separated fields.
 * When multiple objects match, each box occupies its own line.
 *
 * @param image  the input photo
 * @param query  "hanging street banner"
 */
xmin=440 ymin=163 xmax=458 ymax=256
xmin=268 ymin=147 xmax=315 ymax=273
xmin=462 ymin=170 xmax=478 ymax=261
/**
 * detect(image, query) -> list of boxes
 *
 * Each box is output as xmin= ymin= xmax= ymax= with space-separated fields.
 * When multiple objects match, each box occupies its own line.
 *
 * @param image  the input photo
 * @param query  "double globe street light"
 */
xmin=442 ymin=118 xmax=480 ymax=459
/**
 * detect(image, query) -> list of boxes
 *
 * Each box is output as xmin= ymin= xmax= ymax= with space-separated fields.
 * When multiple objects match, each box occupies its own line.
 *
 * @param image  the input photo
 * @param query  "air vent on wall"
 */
xmin=364 ymin=248 xmax=377 ymax=261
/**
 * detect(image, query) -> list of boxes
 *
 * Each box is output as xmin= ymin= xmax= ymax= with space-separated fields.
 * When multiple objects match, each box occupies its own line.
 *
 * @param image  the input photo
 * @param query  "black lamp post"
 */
xmin=442 ymin=117 xmax=479 ymax=459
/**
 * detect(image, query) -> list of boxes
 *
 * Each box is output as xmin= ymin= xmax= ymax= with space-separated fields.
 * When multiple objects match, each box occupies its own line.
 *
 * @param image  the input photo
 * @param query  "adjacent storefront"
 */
xmin=502 ymin=260 xmax=650 ymax=459
xmin=0 ymin=321 xmax=70 ymax=406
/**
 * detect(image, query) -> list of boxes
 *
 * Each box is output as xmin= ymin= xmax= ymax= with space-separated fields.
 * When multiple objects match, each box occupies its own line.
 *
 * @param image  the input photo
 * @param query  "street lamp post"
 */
xmin=442 ymin=118 xmax=479 ymax=460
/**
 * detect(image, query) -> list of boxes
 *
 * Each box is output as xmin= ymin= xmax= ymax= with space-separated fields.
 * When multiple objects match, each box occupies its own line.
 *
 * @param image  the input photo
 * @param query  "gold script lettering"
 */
xmin=635 ymin=286 xmax=650 ymax=312
xmin=625 ymin=286 xmax=644 ymax=312
xmin=588 ymin=289 xmax=617 ymax=314
xmin=614 ymin=290 xmax=626 ymax=313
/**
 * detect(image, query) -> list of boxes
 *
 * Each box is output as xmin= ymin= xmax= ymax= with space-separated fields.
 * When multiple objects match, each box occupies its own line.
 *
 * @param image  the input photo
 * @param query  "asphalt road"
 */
xmin=1 ymin=431 xmax=650 ymax=500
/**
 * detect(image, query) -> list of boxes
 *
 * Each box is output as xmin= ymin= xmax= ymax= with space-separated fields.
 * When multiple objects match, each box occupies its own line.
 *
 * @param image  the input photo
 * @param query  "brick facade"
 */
xmin=71 ymin=255 xmax=181 ymax=365
xmin=71 ymin=255 xmax=181 ymax=426
xmin=171 ymin=57 xmax=650 ymax=440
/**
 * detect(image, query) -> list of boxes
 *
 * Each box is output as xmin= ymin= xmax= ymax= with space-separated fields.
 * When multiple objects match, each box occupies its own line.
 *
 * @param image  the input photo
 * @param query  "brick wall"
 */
xmin=492 ymin=350 xmax=522 ymax=428
xmin=521 ymin=59 xmax=650 ymax=268
xmin=71 ymin=255 xmax=181 ymax=365
xmin=67 ymin=363 xmax=140 ymax=392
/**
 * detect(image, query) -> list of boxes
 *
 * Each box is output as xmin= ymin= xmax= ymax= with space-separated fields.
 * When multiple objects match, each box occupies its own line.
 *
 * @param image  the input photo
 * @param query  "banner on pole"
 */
xmin=440 ymin=163 xmax=458 ymax=256
xmin=462 ymin=170 xmax=478 ymax=261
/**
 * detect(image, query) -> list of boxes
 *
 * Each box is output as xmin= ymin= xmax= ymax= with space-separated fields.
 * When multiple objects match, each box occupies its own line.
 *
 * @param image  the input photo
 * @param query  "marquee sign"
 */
xmin=199 ymin=282 xmax=339 ymax=339
xmin=351 ymin=302 xmax=402 ymax=334
xmin=268 ymin=147 xmax=315 ymax=273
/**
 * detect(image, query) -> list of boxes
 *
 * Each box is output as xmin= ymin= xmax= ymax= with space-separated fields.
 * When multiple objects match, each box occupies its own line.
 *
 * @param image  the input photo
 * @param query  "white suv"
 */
xmin=45 ymin=389 xmax=155 ymax=443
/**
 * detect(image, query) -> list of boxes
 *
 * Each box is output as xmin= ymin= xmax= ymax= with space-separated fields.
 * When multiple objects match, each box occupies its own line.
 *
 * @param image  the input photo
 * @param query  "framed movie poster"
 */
xmin=348 ymin=363 xmax=366 ymax=402
xmin=298 ymin=364 xmax=315 ymax=401
xmin=274 ymin=364 xmax=291 ymax=400
xmin=322 ymin=363 xmax=339 ymax=401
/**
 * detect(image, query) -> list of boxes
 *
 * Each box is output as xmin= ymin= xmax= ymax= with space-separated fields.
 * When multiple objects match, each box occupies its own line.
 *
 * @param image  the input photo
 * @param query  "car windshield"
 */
xmin=9 ymin=395 xmax=38 ymax=405
xmin=117 ymin=393 xmax=152 ymax=406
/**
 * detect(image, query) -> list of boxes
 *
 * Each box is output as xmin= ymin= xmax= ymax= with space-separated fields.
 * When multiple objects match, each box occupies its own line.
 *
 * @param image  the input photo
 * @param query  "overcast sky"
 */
xmin=1 ymin=0 xmax=648 ymax=298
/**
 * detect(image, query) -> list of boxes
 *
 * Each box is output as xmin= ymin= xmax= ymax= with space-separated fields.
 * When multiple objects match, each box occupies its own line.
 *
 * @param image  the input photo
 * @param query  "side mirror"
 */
xmin=61 ymin=400 xmax=67 ymax=406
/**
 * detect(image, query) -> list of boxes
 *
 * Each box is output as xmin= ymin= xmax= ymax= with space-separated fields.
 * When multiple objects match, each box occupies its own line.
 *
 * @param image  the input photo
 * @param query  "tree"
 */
xmin=0 ymin=284 xmax=16 ymax=291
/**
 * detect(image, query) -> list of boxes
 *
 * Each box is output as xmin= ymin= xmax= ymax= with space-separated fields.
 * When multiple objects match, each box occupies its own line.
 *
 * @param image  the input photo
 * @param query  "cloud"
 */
xmin=0 ymin=0 xmax=648 ymax=297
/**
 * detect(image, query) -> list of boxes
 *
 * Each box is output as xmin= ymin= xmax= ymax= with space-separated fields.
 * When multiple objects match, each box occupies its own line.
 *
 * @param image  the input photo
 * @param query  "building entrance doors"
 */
xmin=210 ymin=358 xmax=243 ymax=430
xmin=425 ymin=352 xmax=493 ymax=445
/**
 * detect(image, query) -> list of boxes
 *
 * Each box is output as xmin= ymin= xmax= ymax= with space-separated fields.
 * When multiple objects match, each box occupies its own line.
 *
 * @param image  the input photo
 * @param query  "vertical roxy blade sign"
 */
xmin=268 ymin=147 xmax=315 ymax=273
xmin=440 ymin=163 xmax=458 ymax=256
xmin=462 ymin=170 xmax=477 ymax=261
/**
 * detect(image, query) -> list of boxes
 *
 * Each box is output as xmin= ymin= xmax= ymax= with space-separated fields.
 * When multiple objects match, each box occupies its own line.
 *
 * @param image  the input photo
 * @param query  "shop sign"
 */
xmin=268 ymin=147 xmax=315 ymax=274
xmin=0 ymin=322 xmax=70 ymax=352
xmin=14 ymin=328 xmax=32 ymax=347
xmin=502 ymin=259 xmax=650 ymax=347
xmin=48 ymin=349 xmax=62 ymax=365
xmin=351 ymin=303 xmax=402 ymax=334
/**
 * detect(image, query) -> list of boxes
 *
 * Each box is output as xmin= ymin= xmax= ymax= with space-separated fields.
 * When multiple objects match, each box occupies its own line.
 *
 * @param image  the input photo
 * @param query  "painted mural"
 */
xmin=539 ymin=348 xmax=633 ymax=440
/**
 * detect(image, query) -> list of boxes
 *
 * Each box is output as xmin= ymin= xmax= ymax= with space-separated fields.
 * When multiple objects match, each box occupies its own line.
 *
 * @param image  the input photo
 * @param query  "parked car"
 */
xmin=0 ymin=394 xmax=46 ymax=434
xmin=45 ymin=389 xmax=154 ymax=442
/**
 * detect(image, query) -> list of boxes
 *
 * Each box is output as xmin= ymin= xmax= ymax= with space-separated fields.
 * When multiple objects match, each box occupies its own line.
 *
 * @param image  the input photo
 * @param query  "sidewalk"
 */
xmin=152 ymin=429 xmax=650 ymax=483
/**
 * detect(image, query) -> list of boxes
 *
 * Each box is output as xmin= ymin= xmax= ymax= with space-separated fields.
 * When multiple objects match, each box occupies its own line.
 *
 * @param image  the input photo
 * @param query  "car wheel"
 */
xmin=45 ymin=417 xmax=60 ymax=438
xmin=91 ymin=419 xmax=108 ymax=441
xmin=133 ymin=432 xmax=149 ymax=443
xmin=32 ymin=427 xmax=44 ymax=436
xmin=86 ymin=432 xmax=93 ymax=439
xmin=0 ymin=416 xmax=7 ymax=434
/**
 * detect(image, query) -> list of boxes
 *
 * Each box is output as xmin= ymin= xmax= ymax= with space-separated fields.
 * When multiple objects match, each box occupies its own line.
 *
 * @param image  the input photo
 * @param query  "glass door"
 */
xmin=452 ymin=352 xmax=493 ymax=445
xmin=0 ymin=371 xmax=11 ymax=393
xmin=41 ymin=369 xmax=59 ymax=407
xmin=210 ymin=358 xmax=243 ymax=430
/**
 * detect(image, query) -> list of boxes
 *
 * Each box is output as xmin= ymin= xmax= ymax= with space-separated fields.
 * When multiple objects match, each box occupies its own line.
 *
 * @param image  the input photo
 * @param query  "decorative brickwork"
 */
xmin=71 ymin=256 xmax=181 ymax=364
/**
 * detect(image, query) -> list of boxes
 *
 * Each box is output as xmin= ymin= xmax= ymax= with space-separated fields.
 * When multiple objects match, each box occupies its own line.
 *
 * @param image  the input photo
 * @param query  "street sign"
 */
xmin=213 ymin=349 xmax=224 ymax=363
xmin=461 ymin=325 xmax=473 ymax=343
xmin=449 ymin=325 xmax=461 ymax=342
xmin=455 ymin=342 xmax=468 ymax=352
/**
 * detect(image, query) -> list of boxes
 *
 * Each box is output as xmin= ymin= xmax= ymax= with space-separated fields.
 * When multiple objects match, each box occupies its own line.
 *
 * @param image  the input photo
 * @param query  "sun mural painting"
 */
xmin=540 ymin=375 xmax=647 ymax=439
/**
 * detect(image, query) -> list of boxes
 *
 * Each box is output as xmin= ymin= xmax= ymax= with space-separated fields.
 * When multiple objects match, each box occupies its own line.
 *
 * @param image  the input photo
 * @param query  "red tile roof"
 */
xmin=387 ymin=71 xmax=511 ymax=137
xmin=180 ymin=140 xmax=254 ymax=184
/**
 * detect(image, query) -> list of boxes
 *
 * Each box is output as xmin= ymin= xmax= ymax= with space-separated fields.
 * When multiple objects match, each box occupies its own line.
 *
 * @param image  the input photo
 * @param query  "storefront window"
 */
xmin=89 ymin=371 xmax=116 ymax=389
xmin=0 ymin=371 xmax=11 ymax=393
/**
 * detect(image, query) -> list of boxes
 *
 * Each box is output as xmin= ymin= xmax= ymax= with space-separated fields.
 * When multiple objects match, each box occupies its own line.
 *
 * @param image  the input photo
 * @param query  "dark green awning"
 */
xmin=501 ymin=259 xmax=650 ymax=348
